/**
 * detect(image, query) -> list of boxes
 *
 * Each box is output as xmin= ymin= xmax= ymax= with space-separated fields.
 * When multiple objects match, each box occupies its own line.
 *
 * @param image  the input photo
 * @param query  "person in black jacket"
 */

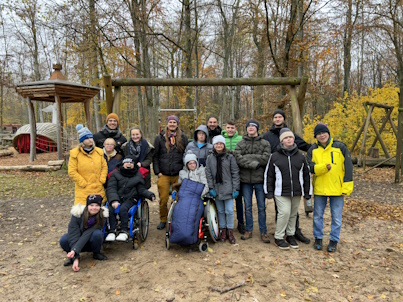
xmin=207 ymin=115 xmax=222 ymax=144
xmin=93 ymin=113 xmax=127 ymax=155
xmin=60 ymin=194 xmax=108 ymax=272
xmin=263 ymin=109 xmax=311 ymax=244
xmin=106 ymin=155 xmax=156 ymax=242
xmin=153 ymin=115 xmax=188 ymax=230
xmin=264 ymin=128 xmax=312 ymax=250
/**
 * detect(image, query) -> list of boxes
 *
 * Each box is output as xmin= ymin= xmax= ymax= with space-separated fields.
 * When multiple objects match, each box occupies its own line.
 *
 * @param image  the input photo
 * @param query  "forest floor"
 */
xmin=0 ymin=152 xmax=402 ymax=301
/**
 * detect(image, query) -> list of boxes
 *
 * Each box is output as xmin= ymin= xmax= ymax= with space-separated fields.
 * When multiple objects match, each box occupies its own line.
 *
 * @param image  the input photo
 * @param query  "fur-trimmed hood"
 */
xmin=70 ymin=204 xmax=109 ymax=218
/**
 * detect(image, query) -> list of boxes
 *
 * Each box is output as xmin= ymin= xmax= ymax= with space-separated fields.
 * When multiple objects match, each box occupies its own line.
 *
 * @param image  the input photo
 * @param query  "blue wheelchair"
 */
xmin=103 ymin=198 xmax=149 ymax=249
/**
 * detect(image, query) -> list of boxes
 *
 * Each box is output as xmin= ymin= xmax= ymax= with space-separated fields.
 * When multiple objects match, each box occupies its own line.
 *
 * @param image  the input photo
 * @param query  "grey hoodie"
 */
xmin=184 ymin=125 xmax=213 ymax=166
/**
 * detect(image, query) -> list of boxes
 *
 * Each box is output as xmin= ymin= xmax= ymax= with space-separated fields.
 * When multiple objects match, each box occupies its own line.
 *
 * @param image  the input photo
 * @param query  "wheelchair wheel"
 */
xmin=165 ymin=237 xmax=170 ymax=250
xmin=199 ymin=241 xmax=208 ymax=252
xmin=138 ymin=200 xmax=149 ymax=242
xmin=206 ymin=200 xmax=219 ymax=243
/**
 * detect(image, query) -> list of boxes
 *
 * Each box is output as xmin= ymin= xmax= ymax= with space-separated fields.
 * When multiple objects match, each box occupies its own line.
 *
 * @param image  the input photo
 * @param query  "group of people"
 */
xmin=60 ymin=110 xmax=354 ymax=271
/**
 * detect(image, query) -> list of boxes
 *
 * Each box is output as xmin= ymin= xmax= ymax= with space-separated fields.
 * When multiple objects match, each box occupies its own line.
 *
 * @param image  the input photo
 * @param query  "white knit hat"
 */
xmin=212 ymin=135 xmax=226 ymax=146
xmin=279 ymin=128 xmax=295 ymax=142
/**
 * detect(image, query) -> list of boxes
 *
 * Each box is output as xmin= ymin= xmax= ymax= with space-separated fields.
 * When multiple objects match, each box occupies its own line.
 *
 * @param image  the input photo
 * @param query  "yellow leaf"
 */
xmin=380 ymin=294 xmax=387 ymax=299
xmin=116 ymin=290 xmax=120 ymax=295
xmin=154 ymin=261 xmax=157 ymax=265
xmin=311 ymin=286 xmax=319 ymax=293
xmin=280 ymin=290 xmax=286 ymax=297
xmin=155 ymin=288 xmax=159 ymax=292
xmin=367 ymin=295 xmax=374 ymax=300
xmin=208 ymin=247 xmax=213 ymax=253
xmin=50 ymin=242 xmax=57 ymax=245
xmin=26 ymin=257 xmax=34 ymax=262
xmin=366 ymin=248 xmax=372 ymax=252
xmin=18 ymin=242 xmax=23 ymax=246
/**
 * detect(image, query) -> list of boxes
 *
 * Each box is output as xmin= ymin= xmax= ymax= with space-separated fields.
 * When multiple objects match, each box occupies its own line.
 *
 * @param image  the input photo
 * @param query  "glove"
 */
xmin=232 ymin=191 xmax=239 ymax=199
xmin=172 ymin=191 xmax=177 ymax=200
xmin=265 ymin=194 xmax=273 ymax=199
xmin=209 ymin=190 xmax=217 ymax=198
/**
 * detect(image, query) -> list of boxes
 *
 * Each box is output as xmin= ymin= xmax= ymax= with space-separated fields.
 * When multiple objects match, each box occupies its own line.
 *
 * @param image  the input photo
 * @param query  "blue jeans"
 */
xmin=108 ymin=199 xmax=136 ymax=233
xmin=59 ymin=229 xmax=103 ymax=254
xmin=215 ymin=199 xmax=234 ymax=229
xmin=242 ymin=183 xmax=267 ymax=234
xmin=313 ymin=195 xmax=344 ymax=242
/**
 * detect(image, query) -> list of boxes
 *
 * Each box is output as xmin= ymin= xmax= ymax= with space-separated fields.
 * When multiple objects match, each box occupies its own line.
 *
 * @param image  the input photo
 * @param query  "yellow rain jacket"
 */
xmin=307 ymin=138 xmax=353 ymax=196
xmin=68 ymin=146 xmax=108 ymax=205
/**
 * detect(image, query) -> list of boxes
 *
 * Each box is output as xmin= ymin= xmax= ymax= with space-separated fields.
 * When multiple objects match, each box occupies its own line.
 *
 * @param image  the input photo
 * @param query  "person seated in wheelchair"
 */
xmin=172 ymin=151 xmax=209 ymax=200
xmin=106 ymin=155 xmax=155 ymax=242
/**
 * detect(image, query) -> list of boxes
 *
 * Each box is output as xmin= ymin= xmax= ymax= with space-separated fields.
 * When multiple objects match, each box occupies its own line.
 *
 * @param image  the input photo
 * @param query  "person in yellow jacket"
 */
xmin=68 ymin=124 xmax=108 ymax=206
xmin=306 ymin=123 xmax=353 ymax=253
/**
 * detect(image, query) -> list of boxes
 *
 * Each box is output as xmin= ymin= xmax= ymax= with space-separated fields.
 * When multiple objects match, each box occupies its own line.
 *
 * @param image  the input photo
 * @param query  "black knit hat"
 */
xmin=122 ymin=155 xmax=136 ymax=165
xmin=273 ymin=109 xmax=286 ymax=119
xmin=246 ymin=119 xmax=260 ymax=131
xmin=314 ymin=123 xmax=330 ymax=137
xmin=86 ymin=194 xmax=102 ymax=207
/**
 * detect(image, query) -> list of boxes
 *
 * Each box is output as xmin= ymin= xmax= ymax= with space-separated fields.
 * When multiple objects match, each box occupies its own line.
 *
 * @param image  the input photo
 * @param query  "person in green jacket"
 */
xmin=222 ymin=120 xmax=245 ymax=234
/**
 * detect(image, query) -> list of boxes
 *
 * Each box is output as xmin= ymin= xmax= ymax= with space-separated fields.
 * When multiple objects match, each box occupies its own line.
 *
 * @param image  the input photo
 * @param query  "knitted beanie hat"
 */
xmin=314 ymin=123 xmax=330 ymax=137
xmin=76 ymin=124 xmax=93 ymax=143
xmin=184 ymin=151 xmax=198 ymax=167
xmin=212 ymin=135 xmax=226 ymax=146
xmin=86 ymin=194 xmax=102 ymax=207
xmin=273 ymin=109 xmax=286 ymax=119
xmin=106 ymin=113 xmax=119 ymax=124
xmin=279 ymin=127 xmax=295 ymax=142
xmin=246 ymin=119 xmax=260 ymax=131
xmin=122 ymin=155 xmax=135 ymax=165
xmin=166 ymin=115 xmax=179 ymax=124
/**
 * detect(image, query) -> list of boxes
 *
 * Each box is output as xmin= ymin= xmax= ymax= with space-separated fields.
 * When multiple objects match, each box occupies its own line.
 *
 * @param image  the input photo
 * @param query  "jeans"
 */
xmin=215 ymin=198 xmax=234 ymax=229
xmin=242 ymin=183 xmax=267 ymax=234
xmin=60 ymin=229 xmax=103 ymax=254
xmin=313 ymin=195 xmax=344 ymax=242
xmin=235 ymin=187 xmax=244 ymax=225
xmin=108 ymin=199 xmax=137 ymax=233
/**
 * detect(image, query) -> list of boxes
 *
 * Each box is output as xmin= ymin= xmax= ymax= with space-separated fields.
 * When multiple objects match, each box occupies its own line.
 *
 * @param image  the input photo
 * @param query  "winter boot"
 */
xmin=220 ymin=228 xmax=227 ymax=242
xmin=227 ymin=229 xmax=236 ymax=244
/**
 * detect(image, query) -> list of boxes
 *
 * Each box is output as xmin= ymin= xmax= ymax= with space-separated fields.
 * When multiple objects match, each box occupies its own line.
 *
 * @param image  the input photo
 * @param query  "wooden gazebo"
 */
xmin=16 ymin=64 xmax=100 ymax=161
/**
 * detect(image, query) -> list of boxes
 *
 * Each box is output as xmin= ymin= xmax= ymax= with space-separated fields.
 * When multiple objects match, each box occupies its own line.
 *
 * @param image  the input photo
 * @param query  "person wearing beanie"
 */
xmin=206 ymin=135 xmax=240 ymax=244
xmin=262 ymin=109 xmax=312 ymax=244
xmin=59 ymin=194 xmax=109 ymax=271
xmin=106 ymin=155 xmax=156 ymax=242
xmin=264 ymin=128 xmax=312 ymax=250
xmin=93 ymin=113 xmax=127 ymax=155
xmin=307 ymin=123 xmax=354 ymax=253
xmin=221 ymin=120 xmax=245 ymax=234
xmin=184 ymin=124 xmax=213 ymax=167
xmin=153 ymin=115 xmax=188 ymax=230
xmin=235 ymin=119 xmax=271 ymax=243
xmin=207 ymin=115 xmax=222 ymax=143
xmin=68 ymin=125 xmax=108 ymax=206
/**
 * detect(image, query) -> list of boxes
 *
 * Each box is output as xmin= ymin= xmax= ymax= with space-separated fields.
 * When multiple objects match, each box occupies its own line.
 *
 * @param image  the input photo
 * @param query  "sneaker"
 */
xmin=63 ymin=258 xmax=73 ymax=266
xmin=105 ymin=232 xmax=116 ymax=242
xmin=314 ymin=238 xmax=323 ymax=250
xmin=294 ymin=229 xmax=311 ymax=244
xmin=116 ymin=232 xmax=128 ymax=241
xmin=275 ymin=238 xmax=290 ymax=250
xmin=241 ymin=231 xmax=252 ymax=240
xmin=93 ymin=253 xmax=108 ymax=260
xmin=157 ymin=222 xmax=166 ymax=230
xmin=237 ymin=223 xmax=246 ymax=234
xmin=327 ymin=240 xmax=338 ymax=253
xmin=286 ymin=236 xmax=299 ymax=249
xmin=260 ymin=233 xmax=271 ymax=244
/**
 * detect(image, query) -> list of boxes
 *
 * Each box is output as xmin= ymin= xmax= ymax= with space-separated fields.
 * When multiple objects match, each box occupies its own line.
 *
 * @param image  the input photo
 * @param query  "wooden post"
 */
xmin=359 ymin=104 xmax=374 ymax=168
xmin=289 ymin=85 xmax=303 ymax=137
xmin=27 ymin=97 xmax=37 ymax=162
xmin=55 ymin=95 xmax=63 ymax=160
xmin=103 ymin=74 xmax=113 ymax=114
xmin=113 ymin=86 xmax=121 ymax=117
xmin=297 ymin=75 xmax=309 ymax=115
xmin=368 ymin=114 xmax=390 ymax=158
xmin=370 ymin=109 xmax=392 ymax=148
xmin=84 ymin=99 xmax=92 ymax=131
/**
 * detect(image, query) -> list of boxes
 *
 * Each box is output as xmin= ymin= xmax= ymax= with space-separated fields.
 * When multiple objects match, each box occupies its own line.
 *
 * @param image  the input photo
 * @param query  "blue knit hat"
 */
xmin=76 ymin=124 xmax=93 ymax=143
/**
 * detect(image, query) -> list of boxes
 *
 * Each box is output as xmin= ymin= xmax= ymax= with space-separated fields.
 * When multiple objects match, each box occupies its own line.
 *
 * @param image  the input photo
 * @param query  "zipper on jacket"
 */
xmin=250 ymin=138 xmax=255 ymax=183
xmin=288 ymin=155 xmax=294 ymax=197
xmin=331 ymin=151 xmax=334 ymax=164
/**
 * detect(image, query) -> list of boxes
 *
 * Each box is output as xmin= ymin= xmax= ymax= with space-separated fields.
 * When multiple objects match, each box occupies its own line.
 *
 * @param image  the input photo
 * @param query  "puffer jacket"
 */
xmin=205 ymin=151 xmax=240 ymax=200
xmin=221 ymin=129 xmax=242 ymax=152
xmin=234 ymin=134 xmax=271 ymax=184
xmin=153 ymin=130 xmax=188 ymax=176
xmin=68 ymin=146 xmax=108 ymax=205
xmin=263 ymin=124 xmax=311 ymax=153
xmin=67 ymin=204 xmax=109 ymax=255
xmin=184 ymin=125 xmax=213 ymax=166
xmin=264 ymin=145 xmax=312 ymax=199
xmin=107 ymin=167 xmax=155 ymax=203
xmin=93 ymin=125 xmax=127 ymax=155
xmin=307 ymin=137 xmax=353 ymax=196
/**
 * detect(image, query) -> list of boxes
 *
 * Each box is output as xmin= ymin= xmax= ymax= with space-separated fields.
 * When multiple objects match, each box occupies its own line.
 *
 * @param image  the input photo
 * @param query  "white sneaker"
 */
xmin=105 ymin=233 xmax=116 ymax=242
xmin=116 ymin=232 xmax=128 ymax=241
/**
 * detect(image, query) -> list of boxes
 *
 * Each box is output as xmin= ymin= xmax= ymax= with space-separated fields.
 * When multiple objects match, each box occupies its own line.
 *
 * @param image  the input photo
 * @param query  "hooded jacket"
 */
xmin=67 ymin=204 xmax=109 ymax=255
xmin=263 ymin=124 xmax=311 ymax=153
xmin=184 ymin=125 xmax=213 ymax=167
xmin=306 ymin=137 xmax=354 ymax=196
xmin=153 ymin=130 xmax=188 ymax=176
xmin=178 ymin=152 xmax=209 ymax=196
xmin=234 ymin=134 xmax=271 ymax=184
xmin=264 ymin=144 xmax=312 ymax=199
xmin=68 ymin=146 xmax=108 ymax=206
xmin=93 ymin=125 xmax=127 ymax=155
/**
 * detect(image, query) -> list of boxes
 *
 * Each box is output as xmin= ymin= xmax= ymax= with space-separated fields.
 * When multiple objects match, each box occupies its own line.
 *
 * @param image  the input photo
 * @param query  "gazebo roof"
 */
xmin=15 ymin=64 xmax=100 ymax=103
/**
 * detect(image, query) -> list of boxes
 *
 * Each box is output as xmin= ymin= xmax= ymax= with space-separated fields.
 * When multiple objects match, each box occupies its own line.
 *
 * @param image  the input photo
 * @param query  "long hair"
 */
xmin=165 ymin=126 xmax=184 ymax=153
xmin=129 ymin=126 xmax=144 ymax=141
xmin=83 ymin=206 xmax=105 ymax=229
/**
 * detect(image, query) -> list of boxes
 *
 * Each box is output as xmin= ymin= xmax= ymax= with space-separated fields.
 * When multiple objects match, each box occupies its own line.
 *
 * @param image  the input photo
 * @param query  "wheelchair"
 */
xmin=103 ymin=198 xmax=149 ymax=249
xmin=165 ymin=196 xmax=219 ymax=252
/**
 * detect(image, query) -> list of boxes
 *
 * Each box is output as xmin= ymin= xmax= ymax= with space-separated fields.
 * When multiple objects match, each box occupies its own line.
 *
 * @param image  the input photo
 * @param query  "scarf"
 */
xmin=120 ymin=165 xmax=138 ymax=178
xmin=280 ymin=143 xmax=297 ymax=155
xmin=213 ymin=150 xmax=225 ymax=184
xmin=102 ymin=125 xmax=121 ymax=139
xmin=169 ymin=132 xmax=176 ymax=146
xmin=83 ymin=146 xmax=94 ymax=153
xmin=87 ymin=216 xmax=96 ymax=229
xmin=127 ymin=138 xmax=149 ymax=163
